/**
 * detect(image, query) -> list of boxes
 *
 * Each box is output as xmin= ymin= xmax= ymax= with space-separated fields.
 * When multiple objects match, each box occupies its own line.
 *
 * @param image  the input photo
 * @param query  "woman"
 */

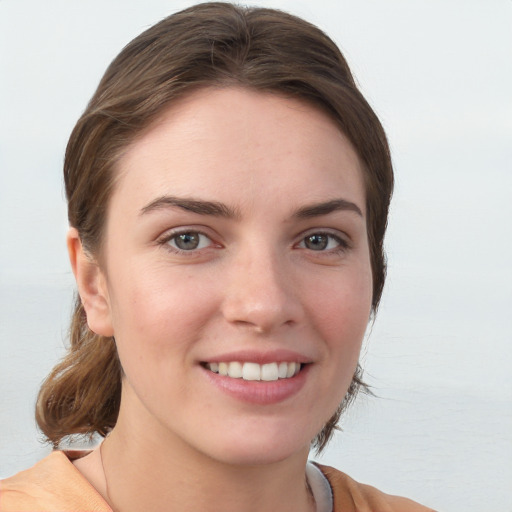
xmin=1 ymin=3 xmax=434 ymax=511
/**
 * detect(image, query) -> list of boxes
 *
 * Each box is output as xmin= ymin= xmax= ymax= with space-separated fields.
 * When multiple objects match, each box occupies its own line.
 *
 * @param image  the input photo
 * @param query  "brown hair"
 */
xmin=36 ymin=1 xmax=393 ymax=453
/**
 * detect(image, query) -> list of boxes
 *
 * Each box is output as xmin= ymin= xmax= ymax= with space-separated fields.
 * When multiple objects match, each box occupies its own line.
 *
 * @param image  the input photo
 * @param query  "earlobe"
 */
xmin=67 ymin=228 xmax=114 ymax=337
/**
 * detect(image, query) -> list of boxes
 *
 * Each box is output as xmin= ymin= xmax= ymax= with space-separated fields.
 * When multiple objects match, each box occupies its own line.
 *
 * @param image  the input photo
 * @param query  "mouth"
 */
xmin=203 ymin=361 xmax=303 ymax=381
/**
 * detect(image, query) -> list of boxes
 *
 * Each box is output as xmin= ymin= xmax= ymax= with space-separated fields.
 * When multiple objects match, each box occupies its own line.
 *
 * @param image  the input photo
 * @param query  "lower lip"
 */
xmin=201 ymin=364 xmax=310 ymax=405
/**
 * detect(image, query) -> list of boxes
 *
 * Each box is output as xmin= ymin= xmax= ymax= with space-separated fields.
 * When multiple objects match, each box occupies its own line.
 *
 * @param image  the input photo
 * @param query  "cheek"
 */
xmin=107 ymin=262 xmax=219 ymax=359
xmin=312 ymin=267 xmax=372 ymax=341
xmin=106 ymin=271 xmax=204 ymax=402
xmin=308 ymin=261 xmax=373 ymax=406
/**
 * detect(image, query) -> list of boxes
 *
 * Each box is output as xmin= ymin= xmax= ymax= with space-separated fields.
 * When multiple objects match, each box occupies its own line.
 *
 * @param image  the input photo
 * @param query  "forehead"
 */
xmin=112 ymin=87 xmax=365 ymax=214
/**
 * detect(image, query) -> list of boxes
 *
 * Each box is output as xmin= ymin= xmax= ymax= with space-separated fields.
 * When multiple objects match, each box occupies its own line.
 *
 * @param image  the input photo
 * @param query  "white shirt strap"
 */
xmin=306 ymin=462 xmax=333 ymax=512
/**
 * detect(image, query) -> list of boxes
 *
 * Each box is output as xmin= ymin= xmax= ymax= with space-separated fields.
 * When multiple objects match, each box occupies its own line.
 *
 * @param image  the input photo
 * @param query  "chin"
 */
xmin=209 ymin=441 xmax=308 ymax=467
xmin=193 ymin=420 xmax=315 ymax=467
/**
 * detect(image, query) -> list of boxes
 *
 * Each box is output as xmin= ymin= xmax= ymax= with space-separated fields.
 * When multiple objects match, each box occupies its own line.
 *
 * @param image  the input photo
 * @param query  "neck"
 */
xmin=100 ymin=403 xmax=314 ymax=512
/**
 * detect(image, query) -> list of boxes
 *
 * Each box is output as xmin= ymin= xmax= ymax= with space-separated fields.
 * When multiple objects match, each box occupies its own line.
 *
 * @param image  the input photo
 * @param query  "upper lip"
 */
xmin=200 ymin=349 xmax=313 ymax=365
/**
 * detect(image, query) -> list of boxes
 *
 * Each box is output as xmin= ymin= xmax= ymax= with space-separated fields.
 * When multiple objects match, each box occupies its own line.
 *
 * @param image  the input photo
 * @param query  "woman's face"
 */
xmin=93 ymin=87 xmax=372 ymax=464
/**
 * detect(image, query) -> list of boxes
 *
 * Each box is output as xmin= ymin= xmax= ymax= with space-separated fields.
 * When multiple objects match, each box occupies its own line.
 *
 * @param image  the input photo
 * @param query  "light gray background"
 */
xmin=1 ymin=1 xmax=511 ymax=510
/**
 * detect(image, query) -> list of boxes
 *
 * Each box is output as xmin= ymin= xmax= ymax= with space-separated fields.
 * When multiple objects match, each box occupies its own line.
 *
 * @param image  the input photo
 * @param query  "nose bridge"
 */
xmin=222 ymin=239 xmax=299 ymax=332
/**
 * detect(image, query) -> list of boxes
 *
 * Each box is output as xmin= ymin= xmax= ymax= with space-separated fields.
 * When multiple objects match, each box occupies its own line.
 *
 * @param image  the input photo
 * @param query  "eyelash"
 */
xmin=296 ymin=231 xmax=350 ymax=255
xmin=158 ymin=228 xmax=350 ymax=257
xmin=158 ymin=229 xmax=216 ymax=254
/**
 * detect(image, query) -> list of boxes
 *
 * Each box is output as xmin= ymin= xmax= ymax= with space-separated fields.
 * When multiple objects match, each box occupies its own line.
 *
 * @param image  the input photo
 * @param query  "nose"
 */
xmin=221 ymin=244 xmax=302 ymax=334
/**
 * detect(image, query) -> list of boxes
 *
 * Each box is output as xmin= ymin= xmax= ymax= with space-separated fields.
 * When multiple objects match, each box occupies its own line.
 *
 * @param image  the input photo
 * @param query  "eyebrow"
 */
xmin=293 ymin=198 xmax=363 ymax=218
xmin=140 ymin=195 xmax=240 ymax=219
xmin=140 ymin=195 xmax=362 ymax=220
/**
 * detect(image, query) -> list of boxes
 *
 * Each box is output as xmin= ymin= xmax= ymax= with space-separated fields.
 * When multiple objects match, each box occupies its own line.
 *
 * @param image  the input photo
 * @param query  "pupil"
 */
xmin=176 ymin=232 xmax=199 ymax=250
xmin=305 ymin=234 xmax=327 ymax=250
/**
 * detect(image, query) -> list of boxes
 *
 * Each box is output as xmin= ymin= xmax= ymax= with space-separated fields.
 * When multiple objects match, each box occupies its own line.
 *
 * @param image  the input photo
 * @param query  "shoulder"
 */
xmin=316 ymin=464 xmax=437 ymax=512
xmin=0 ymin=451 xmax=111 ymax=512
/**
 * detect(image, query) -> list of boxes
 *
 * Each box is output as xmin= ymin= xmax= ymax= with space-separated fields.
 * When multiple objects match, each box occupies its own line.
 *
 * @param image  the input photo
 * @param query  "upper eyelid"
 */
xmin=295 ymin=227 xmax=350 ymax=243
xmin=155 ymin=226 xmax=351 ymax=246
xmin=298 ymin=233 xmax=347 ymax=247
xmin=157 ymin=226 xmax=216 ymax=242
xmin=294 ymin=230 xmax=353 ymax=255
xmin=157 ymin=229 xmax=219 ymax=255
xmin=168 ymin=231 xmax=213 ymax=250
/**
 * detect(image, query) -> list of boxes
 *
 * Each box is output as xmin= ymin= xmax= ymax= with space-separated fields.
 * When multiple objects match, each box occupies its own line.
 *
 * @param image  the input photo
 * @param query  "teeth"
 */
xmin=261 ymin=363 xmax=278 ymax=381
xmin=286 ymin=362 xmax=296 ymax=378
xmin=218 ymin=362 xmax=228 ymax=376
xmin=242 ymin=362 xmax=261 ymax=381
xmin=228 ymin=361 xmax=243 ymax=378
xmin=206 ymin=361 xmax=302 ymax=381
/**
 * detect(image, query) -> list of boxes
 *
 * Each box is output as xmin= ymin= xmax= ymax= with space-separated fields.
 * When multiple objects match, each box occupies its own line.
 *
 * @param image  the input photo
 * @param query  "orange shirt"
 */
xmin=0 ymin=452 xmax=435 ymax=511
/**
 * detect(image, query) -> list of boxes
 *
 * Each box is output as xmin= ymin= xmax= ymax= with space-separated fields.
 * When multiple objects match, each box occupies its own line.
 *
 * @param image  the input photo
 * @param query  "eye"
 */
xmin=166 ymin=231 xmax=212 ymax=251
xmin=298 ymin=233 xmax=347 ymax=252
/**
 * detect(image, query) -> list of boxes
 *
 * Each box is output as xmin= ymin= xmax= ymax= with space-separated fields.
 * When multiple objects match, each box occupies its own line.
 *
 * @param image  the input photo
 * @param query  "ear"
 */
xmin=67 ymin=227 xmax=114 ymax=337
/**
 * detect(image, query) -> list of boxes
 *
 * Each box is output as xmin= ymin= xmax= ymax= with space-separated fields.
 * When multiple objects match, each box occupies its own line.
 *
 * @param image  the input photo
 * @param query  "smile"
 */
xmin=204 ymin=361 xmax=302 ymax=381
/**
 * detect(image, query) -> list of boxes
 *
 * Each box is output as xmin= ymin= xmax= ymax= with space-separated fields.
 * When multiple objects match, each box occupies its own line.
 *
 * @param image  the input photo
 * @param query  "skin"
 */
xmin=69 ymin=87 xmax=373 ymax=512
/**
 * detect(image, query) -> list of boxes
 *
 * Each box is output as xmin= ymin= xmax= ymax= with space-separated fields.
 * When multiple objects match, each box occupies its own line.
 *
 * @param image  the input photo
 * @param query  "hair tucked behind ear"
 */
xmin=36 ymin=296 xmax=121 ymax=447
xmin=36 ymin=1 xmax=392 ymax=451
